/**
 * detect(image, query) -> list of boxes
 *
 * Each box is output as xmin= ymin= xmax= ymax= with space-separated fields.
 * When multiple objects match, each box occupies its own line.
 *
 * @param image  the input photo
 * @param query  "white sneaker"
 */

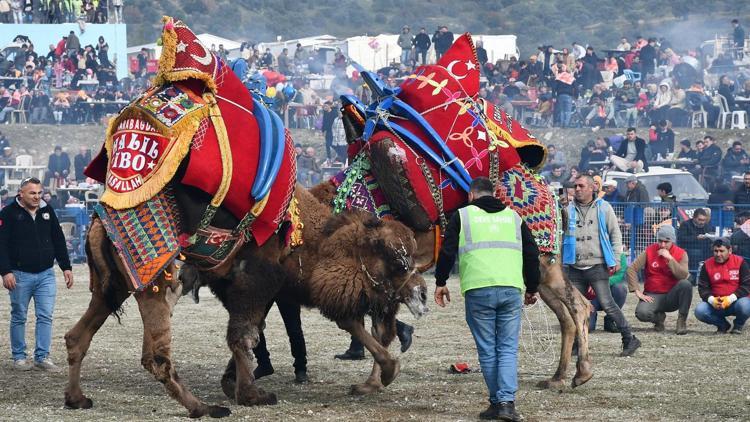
xmin=34 ymin=358 xmax=62 ymax=372
xmin=13 ymin=359 xmax=33 ymax=371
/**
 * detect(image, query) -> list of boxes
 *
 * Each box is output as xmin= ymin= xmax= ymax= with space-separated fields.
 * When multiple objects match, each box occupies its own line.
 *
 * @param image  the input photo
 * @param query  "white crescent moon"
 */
xmin=189 ymin=40 xmax=213 ymax=66
xmin=446 ymin=60 xmax=467 ymax=80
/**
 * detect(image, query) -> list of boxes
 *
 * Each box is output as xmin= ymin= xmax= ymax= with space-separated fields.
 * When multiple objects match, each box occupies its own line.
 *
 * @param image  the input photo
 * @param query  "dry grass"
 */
xmin=0 ymin=266 xmax=748 ymax=421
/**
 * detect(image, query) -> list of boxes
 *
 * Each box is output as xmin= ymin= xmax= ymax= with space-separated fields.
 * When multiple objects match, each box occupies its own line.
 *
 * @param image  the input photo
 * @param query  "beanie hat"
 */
xmin=656 ymin=225 xmax=676 ymax=242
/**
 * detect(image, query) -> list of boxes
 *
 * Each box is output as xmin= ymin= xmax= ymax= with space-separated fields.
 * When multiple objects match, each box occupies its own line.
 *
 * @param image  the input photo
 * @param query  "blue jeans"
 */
xmin=694 ymin=297 xmax=750 ymax=329
xmin=590 ymin=283 xmax=628 ymax=331
xmin=464 ymin=286 xmax=522 ymax=403
xmin=400 ymin=50 xmax=410 ymax=64
xmin=9 ymin=268 xmax=57 ymax=362
xmin=557 ymin=94 xmax=574 ymax=127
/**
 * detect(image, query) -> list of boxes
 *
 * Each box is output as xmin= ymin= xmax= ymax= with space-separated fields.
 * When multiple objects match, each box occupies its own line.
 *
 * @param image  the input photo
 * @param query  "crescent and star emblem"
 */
xmin=188 ymin=40 xmax=213 ymax=66
xmin=446 ymin=60 xmax=477 ymax=80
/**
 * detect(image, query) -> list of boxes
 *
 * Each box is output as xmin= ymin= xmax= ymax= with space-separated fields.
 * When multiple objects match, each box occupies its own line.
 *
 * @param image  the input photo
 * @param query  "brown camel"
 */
xmin=65 ymin=183 xmax=427 ymax=417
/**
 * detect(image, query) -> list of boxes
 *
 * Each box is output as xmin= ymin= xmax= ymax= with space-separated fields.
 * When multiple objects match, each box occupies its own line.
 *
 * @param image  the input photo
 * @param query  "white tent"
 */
xmin=336 ymin=34 xmax=401 ymax=71
xmin=127 ymin=33 xmax=242 ymax=58
xmin=255 ymin=35 xmax=338 ymax=58
xmin=473 ymin=35 xmax=519 ymax=62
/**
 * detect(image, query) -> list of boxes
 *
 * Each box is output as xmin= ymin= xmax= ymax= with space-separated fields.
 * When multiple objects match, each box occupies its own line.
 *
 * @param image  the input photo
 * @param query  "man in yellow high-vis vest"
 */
xmin=434 ymin=177 xmax=540 ymax=422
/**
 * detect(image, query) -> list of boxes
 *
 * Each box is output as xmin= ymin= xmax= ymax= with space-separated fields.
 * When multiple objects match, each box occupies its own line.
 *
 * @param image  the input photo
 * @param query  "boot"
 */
xmin=334 ymin=337 xmax=365 ymax=360
xmin=479 ymin=402 xmax=499 ymax=420
xmin=619 ymin=335 xmax=641 ymax=357
xmin=495 ymin=401 xmax=521 ymax=422
xmin=396 ymin=321 xmax=414 ymax=353
xmin=675 ymin=315 xmax=688 ymax=335
xmin=294 ymin=369 xmax=308 ymax=383
xmin=253 ymin=363 xmax=274 ymax=379
xmin=654 ymin=312 xmax=666 ymax=332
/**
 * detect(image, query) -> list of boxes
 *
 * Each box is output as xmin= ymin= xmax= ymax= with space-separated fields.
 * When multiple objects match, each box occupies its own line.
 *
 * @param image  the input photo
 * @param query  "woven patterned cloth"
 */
xmin=331 ymin=154 xmax=392 ymax=220
xmin=95 ymin=189 xmax=181 ymax=291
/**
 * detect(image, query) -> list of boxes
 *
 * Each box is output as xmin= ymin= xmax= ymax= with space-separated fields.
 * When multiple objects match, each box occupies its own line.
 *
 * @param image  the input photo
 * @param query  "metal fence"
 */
xmin=611 ymin=202 xmax=750 ymax=278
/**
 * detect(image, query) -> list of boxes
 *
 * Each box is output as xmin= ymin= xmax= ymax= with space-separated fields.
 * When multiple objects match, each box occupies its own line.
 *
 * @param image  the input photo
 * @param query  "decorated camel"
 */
xmin=221 ymin=33 xmax=592 ymax=393
xmin=65 ymin=18 xmax=426 ymax=418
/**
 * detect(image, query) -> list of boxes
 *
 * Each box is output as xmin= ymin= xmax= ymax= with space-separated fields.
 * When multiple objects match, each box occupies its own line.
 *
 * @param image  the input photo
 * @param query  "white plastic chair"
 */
xmin=731 ymin=110 xmax=748 ymax=129
xmin=15 ymin=154 xmax=33 ymax=167
xmin=691 ymin=105 xmax=708 ymax=128
xmin=715 ymin=95 xmax=732 ymax=129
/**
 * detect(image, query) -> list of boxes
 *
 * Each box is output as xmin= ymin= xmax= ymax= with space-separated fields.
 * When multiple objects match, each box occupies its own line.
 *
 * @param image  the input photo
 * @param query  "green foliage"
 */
xmin=124 ymin=0 xmax=750 ymax=57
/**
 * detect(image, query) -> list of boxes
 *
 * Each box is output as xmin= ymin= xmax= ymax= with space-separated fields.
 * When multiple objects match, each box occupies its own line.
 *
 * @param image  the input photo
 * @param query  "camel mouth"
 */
xmin=404 ymin=285 xmax=429 ymax=319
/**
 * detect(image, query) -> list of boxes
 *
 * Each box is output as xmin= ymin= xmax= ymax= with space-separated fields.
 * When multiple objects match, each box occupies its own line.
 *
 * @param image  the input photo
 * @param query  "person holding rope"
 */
xmin=434 ymin=177 xmax=540 ymax=422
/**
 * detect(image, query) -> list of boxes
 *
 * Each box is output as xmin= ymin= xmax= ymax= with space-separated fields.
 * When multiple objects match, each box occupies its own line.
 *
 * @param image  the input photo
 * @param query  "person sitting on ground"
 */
xmin=694 ymin=238 xmax=750 ymax=334
xmin=610 ymin=127 xmax=649 ymax=173
xmin=624 ymin=175 xmax=649 ymax=203
xmin=657 ymin=182 xmax=677 ymax=203
xmin=627 ymin=225 xmax=692 ymax=334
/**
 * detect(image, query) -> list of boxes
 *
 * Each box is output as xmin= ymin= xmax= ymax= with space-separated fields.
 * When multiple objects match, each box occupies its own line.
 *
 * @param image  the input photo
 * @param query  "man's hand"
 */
xmin=2 ymin=273 xmax=16 ymax=290
xmin=657 ymin=248 xmax=673 ymax=261
xmin=609 ymin=262 xmax=621 ymax=276
xmin=525 ymin=292 xmax=539 ymax=305
xmin=63 ymin=270 xmax=73 ymax=289
xmin=635 ymin=289 xmax=654 ymax=303
xmin=434 ymin=286 xmax=451 ymax=307
xmin=709 ymin=296 xmax=722 ymax=310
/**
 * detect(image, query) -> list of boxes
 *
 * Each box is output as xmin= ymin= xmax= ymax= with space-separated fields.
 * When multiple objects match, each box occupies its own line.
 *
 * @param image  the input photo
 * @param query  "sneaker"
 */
xmin=716 ymin=321 xmax=731 ymax=334
xmin=730 ymin=323 xmax=744 ymax=335
xmin=619 ymin=335 xmax=641 ymax=357
xmin=654 ymin=312 xmax=666 ymax=332
xmin=334 ymin=349 xmax=365 ymax=360
xmin=13 ymin=359 xmax=32 ymax=371
xmin=34 ymin=358 xmax=62 ymax=372
xmin=495 ymin=401 xmax=521 ymax=422
xmin=397 ymin=323 xmax=414 ymax=353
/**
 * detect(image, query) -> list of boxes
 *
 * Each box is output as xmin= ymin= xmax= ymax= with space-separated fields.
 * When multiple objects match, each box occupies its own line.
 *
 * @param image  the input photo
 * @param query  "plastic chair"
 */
xmin=691 ymin=105 xmax=708 ymax=128
xmin=84 ymin=190 xmax=99 ymax=212
xmin=15 ymin=154 xmax=33 ymax=167
xmin=731 ymin=110 xmax=748 ymax=129
xmin=623 ymin=69 xmax=641 ymax=82
xmin=10 ymin=96 xmax=29 ymax=124
xmin=715 ymin=95 xmax=732 ymax=129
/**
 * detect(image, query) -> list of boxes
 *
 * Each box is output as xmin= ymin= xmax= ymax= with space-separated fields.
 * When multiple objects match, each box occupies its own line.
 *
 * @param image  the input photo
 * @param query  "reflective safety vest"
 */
xmin=458 ymin=205 xmax=524 ymax=295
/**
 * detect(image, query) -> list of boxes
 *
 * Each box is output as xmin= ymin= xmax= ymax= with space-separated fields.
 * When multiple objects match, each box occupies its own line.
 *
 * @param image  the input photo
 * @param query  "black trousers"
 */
xmin=253 ymin=298 xmax=307 ymax=372
xmin=347 ymin=319 xmax=408 ymax=352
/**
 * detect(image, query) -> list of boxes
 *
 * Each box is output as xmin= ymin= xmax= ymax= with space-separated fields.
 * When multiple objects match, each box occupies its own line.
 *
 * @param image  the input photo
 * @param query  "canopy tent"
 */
xmin=127 ymin=33 xmax=242 ymax=57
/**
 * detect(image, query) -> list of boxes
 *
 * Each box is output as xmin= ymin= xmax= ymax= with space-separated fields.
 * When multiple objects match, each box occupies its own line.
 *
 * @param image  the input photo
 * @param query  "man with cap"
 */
xmin=694 ymin=237 xmax=750 ymax=334
xmin=601 ymin=179 xmax=623 ymax=203
xmin=624 ymin=175 xmax=649 ymax=203
xmin=627 ymin=225 xmax=692 ymax=334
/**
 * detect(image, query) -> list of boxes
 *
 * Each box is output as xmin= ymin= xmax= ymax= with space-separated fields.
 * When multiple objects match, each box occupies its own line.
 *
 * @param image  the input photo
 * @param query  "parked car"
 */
xmin=603 ymin=166 xmax=708 ymax=203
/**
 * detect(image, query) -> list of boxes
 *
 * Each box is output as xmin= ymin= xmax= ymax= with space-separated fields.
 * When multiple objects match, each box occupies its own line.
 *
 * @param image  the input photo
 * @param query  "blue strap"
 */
xmin=254 ymin=105 xmax=285 ymax=200
xmin=250 ymin=97 xmax=273 ymax=200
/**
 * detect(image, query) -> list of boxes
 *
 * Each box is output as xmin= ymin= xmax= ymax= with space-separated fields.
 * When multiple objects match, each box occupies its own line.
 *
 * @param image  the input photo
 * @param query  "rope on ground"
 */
xmin=519 ymin=301 xmax=559 ymax=367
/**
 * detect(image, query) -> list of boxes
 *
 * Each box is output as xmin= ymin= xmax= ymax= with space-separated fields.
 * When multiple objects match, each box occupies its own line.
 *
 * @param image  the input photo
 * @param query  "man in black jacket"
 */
xmin=677 ymin=208 xmax=714 ymax=274
xmin=611 ymin=127 xmax=649 ymax=173
xmin=0 ymin=177 xmax=73 ymax=372
xmin=734 ymin=171 xmax=750 ymax=204
xmin=434 ymin=177 xmax=540 ymax=422
xmin=44 ymin=145 xmax=70 ymax=186
xmin=696 ymin=135 xmax=723 ymax=188
xmin=413 ymin=27 xmax=431 ymax=65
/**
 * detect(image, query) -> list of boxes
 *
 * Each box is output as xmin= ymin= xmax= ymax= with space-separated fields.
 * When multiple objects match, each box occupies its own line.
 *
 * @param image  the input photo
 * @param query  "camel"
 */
xmin=64 ymin=181 xmax=428 ymax=418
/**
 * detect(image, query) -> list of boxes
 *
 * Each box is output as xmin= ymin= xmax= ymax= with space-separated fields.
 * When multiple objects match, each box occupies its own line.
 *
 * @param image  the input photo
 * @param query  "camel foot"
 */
xmin=536 ymin=378 xmax=566 ymax=390
xmin=349 ymin=382 xmax=383 ymax=395
xmin=64 ymin=392 xmax=93 ymax=410
xmin=572 ymin=361 xmax=593 ymax=388
xmin=236 ymin=386 xmax=278 ymax=406
xmin=220 ymin=374 xmax=236 ymax=400
xmin=379 ymin=359 xmax=400 ymax=387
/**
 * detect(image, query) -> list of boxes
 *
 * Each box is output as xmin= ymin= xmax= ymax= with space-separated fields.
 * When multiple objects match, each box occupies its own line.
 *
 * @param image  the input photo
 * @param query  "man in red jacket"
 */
xmin=695 ymin=238 xmax=750 ymax=334
xmin=626 ymin=225 xmax=693 ymax=334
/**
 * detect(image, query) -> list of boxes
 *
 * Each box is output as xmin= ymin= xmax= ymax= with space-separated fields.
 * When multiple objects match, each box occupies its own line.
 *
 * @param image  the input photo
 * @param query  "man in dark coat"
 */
xmin=639 ymin=38 xmax=657 ymax=78
xmin=44 ymin=146 xmax=70 ymax=186
xmin=677 ymin=208 xmax=714 ymax=274
xmin=413 ymin=27 xmax=431 ymax=65
xmin=722 ymin=141 xmax=750 ymax=178
xmin=624 ymin=176 xmax=649 ymax=203
xmin=733 ymin=171 xmax=750 ymax=205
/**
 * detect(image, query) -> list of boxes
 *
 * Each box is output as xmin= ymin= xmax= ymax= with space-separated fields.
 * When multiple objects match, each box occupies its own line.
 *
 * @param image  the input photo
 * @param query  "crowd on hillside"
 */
xmin=0 ymin=0 xmax=124 ymax=24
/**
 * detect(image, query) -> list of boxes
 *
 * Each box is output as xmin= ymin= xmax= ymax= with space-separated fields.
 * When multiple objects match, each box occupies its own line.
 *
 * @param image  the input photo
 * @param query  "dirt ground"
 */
xmin=0 ymin=266 xmax=749 ymax=421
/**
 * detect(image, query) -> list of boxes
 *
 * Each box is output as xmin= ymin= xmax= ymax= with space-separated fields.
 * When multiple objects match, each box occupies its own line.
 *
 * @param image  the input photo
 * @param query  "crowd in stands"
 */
xmin=0 ymin=0 xmax=124 ymax=24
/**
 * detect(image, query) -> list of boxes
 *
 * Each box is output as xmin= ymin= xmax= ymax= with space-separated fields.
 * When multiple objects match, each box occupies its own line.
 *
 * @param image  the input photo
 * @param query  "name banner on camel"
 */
xmin=106 ymin=118 xmax=174 ymax=194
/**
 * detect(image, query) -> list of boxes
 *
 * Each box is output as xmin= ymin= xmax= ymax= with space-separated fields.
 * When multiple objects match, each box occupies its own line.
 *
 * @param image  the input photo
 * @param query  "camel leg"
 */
xmin=64 ymin=290 xmax=129 ymax=410
xmin=226 ymin=311 xmax=278 ymax=406
xmin=337 ymin=316 xmax=398 ymax=395
xmin=564 ymin=283 xmax=593 ymax=387
xmin=536 ymin=283 xmax=575 ymax=390
xmin=135 ymin=286 xmax=231 ymax=418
